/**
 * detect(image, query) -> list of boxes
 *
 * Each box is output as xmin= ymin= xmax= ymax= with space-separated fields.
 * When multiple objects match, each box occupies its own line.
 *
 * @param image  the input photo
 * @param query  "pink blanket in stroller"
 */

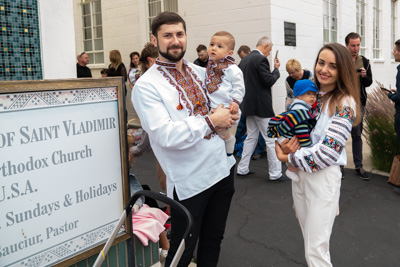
xmin=132 ymin=204 xmax=169 ymax=246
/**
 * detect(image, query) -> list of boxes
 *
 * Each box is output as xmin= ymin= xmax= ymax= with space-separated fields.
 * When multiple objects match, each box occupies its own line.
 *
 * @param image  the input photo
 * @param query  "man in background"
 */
xmin=76 ymin=52 xmax=92 ymax=78
xmin=234 ymin=44 xmax=266 ymax=160
xmin=237 ymin=45 xmax=251 ymax=59
xmin=194 ymin=44 xmax=209 ymax=67
xmin=345 ymin=32 xmax=372 ymax=181
xmin=236 ymin=36 xmax=288 ymax=182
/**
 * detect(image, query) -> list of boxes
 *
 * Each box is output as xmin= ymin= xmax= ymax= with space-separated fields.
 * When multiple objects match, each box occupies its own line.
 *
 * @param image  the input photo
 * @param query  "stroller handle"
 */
xmin=93 ymin=190 xmax=193 ymax=267
xmin=126 ymin=190 xmax=194 ymax=241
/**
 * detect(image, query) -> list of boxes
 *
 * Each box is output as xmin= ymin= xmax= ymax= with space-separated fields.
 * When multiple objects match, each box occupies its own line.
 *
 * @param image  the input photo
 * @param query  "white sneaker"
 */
xmin=159 ymin=249 xmax=168 ymax=266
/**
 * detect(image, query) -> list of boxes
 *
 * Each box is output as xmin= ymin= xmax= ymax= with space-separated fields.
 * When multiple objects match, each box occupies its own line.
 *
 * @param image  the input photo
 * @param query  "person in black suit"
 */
xmin=236 ymin=36 xmax=289 ymax=182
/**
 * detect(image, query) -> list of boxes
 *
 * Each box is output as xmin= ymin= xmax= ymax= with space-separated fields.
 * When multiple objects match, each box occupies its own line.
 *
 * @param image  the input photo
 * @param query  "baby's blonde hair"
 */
xmin=213 ymin=31 xmax=235 ymax=51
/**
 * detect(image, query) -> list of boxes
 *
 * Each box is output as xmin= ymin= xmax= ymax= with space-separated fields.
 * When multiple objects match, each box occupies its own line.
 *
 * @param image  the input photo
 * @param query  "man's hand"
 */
xmin=209 ymin=104 xmax=239 ymax=130
xmin=358 ymin=67 xmax=367 ymax=78
xmin=274 ymin=58 xmax=280 ymax=69
xmin=280 ymin=136 xmax=300 ymax=154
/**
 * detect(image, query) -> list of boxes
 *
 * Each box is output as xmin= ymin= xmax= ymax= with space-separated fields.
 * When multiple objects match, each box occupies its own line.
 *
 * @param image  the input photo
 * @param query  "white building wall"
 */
xmin=270 ymin=0 xmax=324 ymax=112
xmin=180 ymin=0 xmax=272 ymax=63
xmin=39 ymin=0 xmax=76 ymax=79
xmin=73 ymin=0 xmax=400 ymax=110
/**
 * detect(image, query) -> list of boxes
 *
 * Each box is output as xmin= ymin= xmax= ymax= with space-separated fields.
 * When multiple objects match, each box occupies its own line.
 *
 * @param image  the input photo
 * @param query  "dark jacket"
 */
xmin=359 ymin=56 xmax=373 ymax=106
xmin=194 ymin=58 xmax=208 ymax=68
xmin=108 ymin=63 xmax=127 ymax=82
xmin=239 ymin=50 xmax=280 ymax=117
xmin=76 ymin=63 xmax=92 ymax=78
xmin=388 ymin=65 xmax=400 ymax=111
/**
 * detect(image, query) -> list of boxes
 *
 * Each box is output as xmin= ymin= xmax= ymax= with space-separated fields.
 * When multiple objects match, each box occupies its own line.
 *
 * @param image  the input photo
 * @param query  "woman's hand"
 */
xmin=280 ymin=136 xmax=300 ymax=154
xmin=275 ymin=141 xmax=289 ymax=162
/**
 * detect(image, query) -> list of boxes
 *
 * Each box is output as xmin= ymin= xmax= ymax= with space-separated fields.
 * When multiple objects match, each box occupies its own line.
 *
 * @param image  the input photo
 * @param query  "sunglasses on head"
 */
xmin=79 ymin=52 xmax=86 ymax=57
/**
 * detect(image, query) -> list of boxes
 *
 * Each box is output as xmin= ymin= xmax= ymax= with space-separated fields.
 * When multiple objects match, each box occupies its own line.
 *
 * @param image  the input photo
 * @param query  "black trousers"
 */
xmin=351 ymin=105 xmax=365 ymax=168
xmin=165 ymin=167 xmax=235 ymax=267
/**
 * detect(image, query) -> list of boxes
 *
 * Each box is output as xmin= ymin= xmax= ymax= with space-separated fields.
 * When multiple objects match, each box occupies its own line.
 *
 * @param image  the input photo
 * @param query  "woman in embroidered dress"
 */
xmin=275 ymin=43 xmax=361 ymax=267
xmin=128 ymin=51 xmax=140 ymax=89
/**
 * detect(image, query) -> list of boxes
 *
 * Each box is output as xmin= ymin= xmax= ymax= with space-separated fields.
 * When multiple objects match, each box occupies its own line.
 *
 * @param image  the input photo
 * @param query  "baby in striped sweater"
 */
xmin=268 ymin=79 xmax=318 ymax=181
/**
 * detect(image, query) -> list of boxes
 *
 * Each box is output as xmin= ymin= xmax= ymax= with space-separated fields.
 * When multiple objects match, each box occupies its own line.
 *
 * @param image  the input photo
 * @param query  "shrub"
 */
xmin=363 ymin=86 xmax=400 ymax=172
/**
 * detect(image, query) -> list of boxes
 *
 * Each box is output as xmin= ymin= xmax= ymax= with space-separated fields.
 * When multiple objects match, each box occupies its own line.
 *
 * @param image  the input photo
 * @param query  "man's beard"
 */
xmin=158 ymin=44 xmax=186 ymax=62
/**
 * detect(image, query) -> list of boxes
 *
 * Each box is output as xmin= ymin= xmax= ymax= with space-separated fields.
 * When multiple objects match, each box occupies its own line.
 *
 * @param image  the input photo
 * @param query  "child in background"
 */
xmin=205 ymin=31 xmax=245 ymax=154
xmin=268 ymin=79 xmax=318 ymax=181
xmin=100 ymin=68 xmax=108 ymax=77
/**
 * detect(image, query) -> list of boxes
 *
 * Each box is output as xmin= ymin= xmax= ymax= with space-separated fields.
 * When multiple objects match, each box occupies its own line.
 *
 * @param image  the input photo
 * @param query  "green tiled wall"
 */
xmin=0 ymin=0 xmax=42 ymax=81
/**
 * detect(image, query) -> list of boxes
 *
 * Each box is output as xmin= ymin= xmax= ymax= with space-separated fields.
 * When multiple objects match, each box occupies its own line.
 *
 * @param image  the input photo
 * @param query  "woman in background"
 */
xmin=128 ymin=51 xmax=140 ymax=89
xmin=285 ymin=59 xmax=313 ymax=108
xmin=129 ymin=42 xmax=169 ymax=264
xmin=107 ymin=50 xmax=127 ymax=81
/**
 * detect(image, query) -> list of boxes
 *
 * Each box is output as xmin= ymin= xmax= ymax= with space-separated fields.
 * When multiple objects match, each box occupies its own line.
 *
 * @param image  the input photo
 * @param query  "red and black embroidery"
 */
xmin=205 ymin=56 xmax=235 ymax=94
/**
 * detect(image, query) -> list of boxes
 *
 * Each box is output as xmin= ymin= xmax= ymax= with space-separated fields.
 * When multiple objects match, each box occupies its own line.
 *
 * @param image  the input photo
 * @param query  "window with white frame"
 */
xmin=356 ymin=0 xmax=366 ymax=56
xmin=323 ymin=0 xmax=337 ymax=43
xmin=392 ymin=0 xmax=397 ymax=59
xmin=148 ymin=0 xmax=178 ymax=37
xmin=373 ymin=0 xmax=381 ymax=59
xmin=82 ymin=0 xmax=104 ymax=64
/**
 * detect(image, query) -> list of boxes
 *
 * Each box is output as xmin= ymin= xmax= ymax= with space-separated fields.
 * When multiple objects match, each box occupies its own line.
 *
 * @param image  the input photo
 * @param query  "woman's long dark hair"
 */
xmin=130 ymin=51 xmax=140 ymax=68
xmin=314 ymin=43 xmax=361 ymax=125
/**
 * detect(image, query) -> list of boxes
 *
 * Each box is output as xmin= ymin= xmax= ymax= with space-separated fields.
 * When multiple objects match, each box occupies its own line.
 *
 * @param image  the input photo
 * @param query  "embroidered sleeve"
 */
xmin=229 ymin=65 xmax=245 ymax=105
xmin=289 ymin=101 xmax=356 ymax=173
xmin=205 ymin=115 xmax=216 ymax=132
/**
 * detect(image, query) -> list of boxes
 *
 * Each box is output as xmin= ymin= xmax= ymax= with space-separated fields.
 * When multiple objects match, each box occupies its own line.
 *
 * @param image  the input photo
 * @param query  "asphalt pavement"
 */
xmin=132 ymin=151 xmax=400 ymax=267
xmin=126 ymin=90 xmax=400 ymax=267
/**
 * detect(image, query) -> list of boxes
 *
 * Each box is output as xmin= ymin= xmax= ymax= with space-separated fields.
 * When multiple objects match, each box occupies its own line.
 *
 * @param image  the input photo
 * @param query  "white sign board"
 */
xmin=0 ymin=80 xmax=129 ymax=267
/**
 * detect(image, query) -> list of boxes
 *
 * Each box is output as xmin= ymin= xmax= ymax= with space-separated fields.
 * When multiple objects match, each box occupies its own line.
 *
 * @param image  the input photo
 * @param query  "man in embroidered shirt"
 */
xmin=132 ymin=12 xmax=238 ymax=267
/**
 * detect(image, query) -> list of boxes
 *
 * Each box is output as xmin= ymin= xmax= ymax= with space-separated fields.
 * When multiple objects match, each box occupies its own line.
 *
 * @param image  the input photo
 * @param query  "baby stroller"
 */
xmin=93 ymin=190 xmax=193 ymax=267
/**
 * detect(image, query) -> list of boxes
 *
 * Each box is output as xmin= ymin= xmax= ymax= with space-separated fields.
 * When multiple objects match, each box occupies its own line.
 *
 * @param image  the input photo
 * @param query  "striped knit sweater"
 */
xmin=289 ymin=94 xmax=357 ymax=173
xmin=267 ymin=100 xmax=317 ymax=147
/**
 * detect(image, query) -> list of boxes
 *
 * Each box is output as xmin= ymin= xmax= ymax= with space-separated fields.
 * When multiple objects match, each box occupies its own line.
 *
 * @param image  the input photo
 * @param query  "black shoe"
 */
xmin=237 ymin=171 xmax=255 ymax=178
xmin=355 ymin=168 xmax=369 ymax=181
xmin=269 ymin=176 xmax=291 ymax=182
xmin=251 ymin=151 xmax=266 ymax=160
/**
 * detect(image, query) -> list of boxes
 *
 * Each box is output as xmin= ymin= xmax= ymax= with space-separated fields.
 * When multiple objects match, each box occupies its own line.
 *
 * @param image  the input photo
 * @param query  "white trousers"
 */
xmin=292 ymin=165 xmax=341 ymax=267
xmin=237 ymin=116 xmax=282 ymax=179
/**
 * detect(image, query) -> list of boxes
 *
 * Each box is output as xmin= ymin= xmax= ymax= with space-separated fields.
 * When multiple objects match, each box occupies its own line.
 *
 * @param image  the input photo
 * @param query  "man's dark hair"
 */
xmin=151 ymin=11 xmax=186 ymax=37
xmin=237 ymin=45 xmax=251 ymax=55
xmin=396 ymin=39 xmax=400 ymax=52
xmin=196 ymin=44 xmax=207 ymax=53
xmin=345 ymin=32 xmax=361 ymax=45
